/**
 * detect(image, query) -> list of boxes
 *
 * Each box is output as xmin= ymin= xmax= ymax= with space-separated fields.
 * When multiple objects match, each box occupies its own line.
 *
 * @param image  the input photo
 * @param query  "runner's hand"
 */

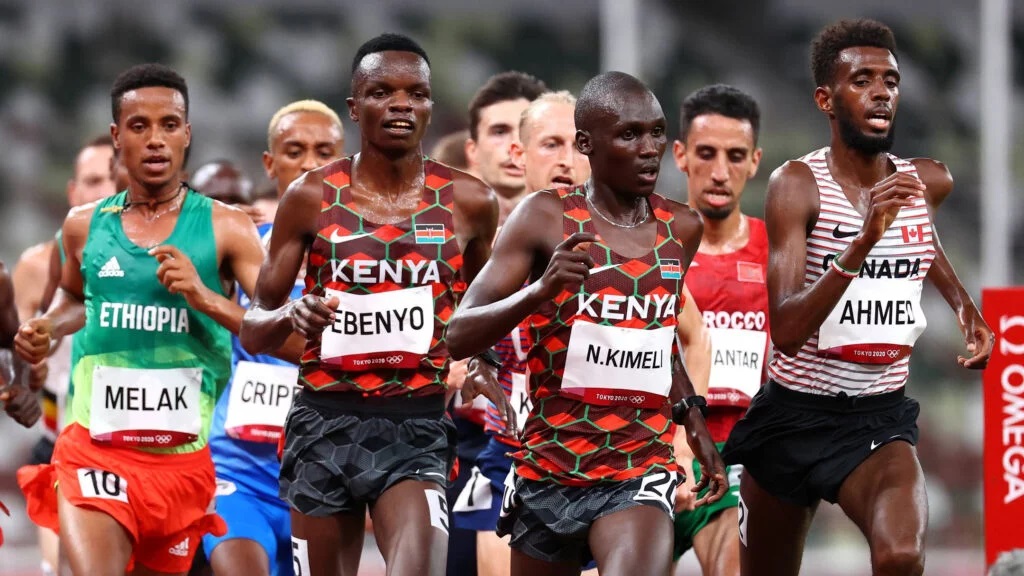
xmin=287 ymin=294 xmax=339 ymax=340
xmin=14 ymin=317 xmax=53 ymax=365
xmin=462 ymin=357 xmax=516 ymax=433
xmin=150 ymin=245 xmax=215 ymax=310
xmin=28 ymin=360 xmax=48 ymax=391
xmin=859 ymin=173 xmax=925 ymax=245
xmin=534 ymin=232 xmax=596 ymax=300
xmin=682 ymin=412 xmax=727 ymax=507
xmin=674 ymin=455 xmax=697 ymax=512
xmin=958 ymin=311 xmax=994 ymax=370
xmin=0 ymin=383 xmax=41 ymax=428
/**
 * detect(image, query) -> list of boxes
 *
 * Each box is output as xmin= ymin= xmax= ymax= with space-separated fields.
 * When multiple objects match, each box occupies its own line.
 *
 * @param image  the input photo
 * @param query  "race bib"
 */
xmin=707 ymin=328 xmax=767 ymax=405
xmin=510 ymin=371 xmax=531 ymax=434
xmin=320 ymin=286 xmax=433 ymax=371
xmin=561 ymin=322 xmax=673 ymax=408
xmin=817 ymin=278 xmax=927 ymax=364
xmin=224 ymin=361 xmax=300 ymax=443
xmin=90 ymin=366 xmax=202 ymax=447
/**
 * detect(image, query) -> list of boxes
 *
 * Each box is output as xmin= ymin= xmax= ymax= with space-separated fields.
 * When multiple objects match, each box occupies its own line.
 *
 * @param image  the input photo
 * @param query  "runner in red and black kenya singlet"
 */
xmin=299 ymin=156 xmax=464 ymax=397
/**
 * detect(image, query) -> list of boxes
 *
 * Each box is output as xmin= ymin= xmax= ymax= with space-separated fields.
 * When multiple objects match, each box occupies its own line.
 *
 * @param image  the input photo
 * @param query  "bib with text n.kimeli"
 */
xmin=320 ymin=285 xmax=433 ymax=371
xmin=561 ymin=321 xmax=673 ymax=409
xmin=90 ymin=365 xmax=202 ymax=447
xmin=817 ymin=278 xmax=927 ymax=365
xmin=224 ymin=361 xmax=301 ymax=443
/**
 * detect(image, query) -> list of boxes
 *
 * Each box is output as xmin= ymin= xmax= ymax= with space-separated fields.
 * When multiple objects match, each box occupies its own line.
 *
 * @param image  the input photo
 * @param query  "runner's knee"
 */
xmin=871 ymin=541 xmax=924 ymax=576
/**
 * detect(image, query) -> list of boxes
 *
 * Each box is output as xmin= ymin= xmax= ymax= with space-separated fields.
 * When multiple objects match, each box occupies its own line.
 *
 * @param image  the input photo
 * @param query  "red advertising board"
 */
xmin=983 ymin=287 xmax=1024 ymax=567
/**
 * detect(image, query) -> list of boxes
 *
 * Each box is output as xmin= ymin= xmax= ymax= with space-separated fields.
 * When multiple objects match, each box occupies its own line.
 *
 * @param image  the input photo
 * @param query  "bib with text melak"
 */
xmin=561 ymin=320 xmax=674 ymax=409
xmin=817 ymin=278 xmax=927 ymax=364
xmin=90 ymin=365 xmax=202 ymax=447
xmin=319 ymin=285 xmax=433 ymax=371
xmin=224 ymin=361 xmax=301 ymax=443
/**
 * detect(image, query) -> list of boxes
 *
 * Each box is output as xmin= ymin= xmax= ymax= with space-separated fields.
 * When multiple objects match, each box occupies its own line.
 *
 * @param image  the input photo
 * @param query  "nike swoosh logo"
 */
xmin=329 ymin=230 xmax=372 ymax=244
xmin=832 ymin=224 xmax=859 ymax=239
xmin=590 ymin=263 xmax=622 ymax=275
xmin=870 ymin=434 xmax=902 ymax=451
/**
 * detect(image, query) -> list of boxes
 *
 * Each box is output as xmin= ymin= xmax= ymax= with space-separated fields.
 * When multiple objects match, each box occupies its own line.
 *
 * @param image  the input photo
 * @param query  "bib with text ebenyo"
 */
xmin=817 ymin=278 xmax=927 ymax=364
xmin=561 ymin=320 xmax=674 ymax=409
xmin=90 ymin=365 xmax=202 ymax=447
xmin=319 ymin=285 xmax=434 ymax=371
xmin=224 ymin=361 xmax=301 ymax=443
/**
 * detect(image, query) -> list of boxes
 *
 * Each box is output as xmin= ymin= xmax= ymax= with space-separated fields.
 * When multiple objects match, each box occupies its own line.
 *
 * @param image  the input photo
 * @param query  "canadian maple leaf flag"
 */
xmin=901 ymin=224 xmax=925 ymax=243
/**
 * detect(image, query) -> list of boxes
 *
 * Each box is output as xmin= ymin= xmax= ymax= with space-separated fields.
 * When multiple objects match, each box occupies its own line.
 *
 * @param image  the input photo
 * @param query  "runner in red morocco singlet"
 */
xmin=239 ymin=34 xmax=510 ymax=576
xmin=447 ymin=71 xmax=726 ymax=576
xmin=669 ymin=84 xmax=767 ymax=576
xmin=721 ymin=20 xmax=994 ymax=576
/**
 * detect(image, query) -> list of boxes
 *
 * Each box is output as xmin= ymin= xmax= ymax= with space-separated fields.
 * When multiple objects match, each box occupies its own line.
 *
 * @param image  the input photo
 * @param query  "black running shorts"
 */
xmin=280 ymin=391 xmax=456 ymax=517
xmin=721 ymin=381 xmax=919 ymax=506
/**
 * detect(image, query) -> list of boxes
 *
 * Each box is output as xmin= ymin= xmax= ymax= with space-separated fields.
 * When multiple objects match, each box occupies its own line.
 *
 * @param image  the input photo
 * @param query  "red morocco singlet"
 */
xmin=299 ymin=157 xmax=465 ymax=397
xmin=513 ymin=185 xmax=688 ymax=486
xmin=685 ymin=216 xmax=769 ymax=442
xmin=768 ymin=148 xmax=936 ymax=396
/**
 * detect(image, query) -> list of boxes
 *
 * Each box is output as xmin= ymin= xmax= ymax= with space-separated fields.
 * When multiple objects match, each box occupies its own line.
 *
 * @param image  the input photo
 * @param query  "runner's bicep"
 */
xmin=765 ymin=164 xmax=816 ymax=318
xmin=460 ymin=207 xmax=539 ymax=309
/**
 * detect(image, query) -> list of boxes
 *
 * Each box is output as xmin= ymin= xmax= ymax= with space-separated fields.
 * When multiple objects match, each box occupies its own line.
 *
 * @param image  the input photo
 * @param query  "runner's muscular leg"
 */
xmin=290 ymin=506 xmax=366 ymax=576
xmin=371 ymin=480 xmax=449 ymax=576
xmin=510 ymin=549 xmax=580 ymax=576
xmin=209 ymin=539 xmax=270 ymax=576
xmin=477 ymin=530 xmax=512 ymax=576
xmin=737 ymin=473 xmax=816 ymax=576
xmin=589 ymin=506 xmax=673 ymax=576
xmin=57 ymin=490 xmax=133 ymax=576
xmin=692 ymin=508 xmax=740 ymax=576
xmin=837 ymin=441 xmax=927 ymax=576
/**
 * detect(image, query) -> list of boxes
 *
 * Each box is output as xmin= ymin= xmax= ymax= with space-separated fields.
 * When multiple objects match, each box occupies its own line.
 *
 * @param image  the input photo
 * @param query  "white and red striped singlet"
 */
xmin=767 ymin=147 xmax=936 ymax=397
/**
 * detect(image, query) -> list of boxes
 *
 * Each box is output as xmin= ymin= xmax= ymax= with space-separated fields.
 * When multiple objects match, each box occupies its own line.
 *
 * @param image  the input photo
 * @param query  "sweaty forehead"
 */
xmin=119 ymin=86 xmax=187 ymax=117
xmin=835 ymin=46 xmax=898 ymax=75
xmin=354 ymin=51 xmax=430 ymax=85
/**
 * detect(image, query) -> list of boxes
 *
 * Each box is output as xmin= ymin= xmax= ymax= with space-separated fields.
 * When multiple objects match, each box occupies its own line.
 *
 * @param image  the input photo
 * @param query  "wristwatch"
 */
xmin=475 ymin=348 xmax=502 ymax=369
xmin=671 ymin=395 xmax=708 ymax=424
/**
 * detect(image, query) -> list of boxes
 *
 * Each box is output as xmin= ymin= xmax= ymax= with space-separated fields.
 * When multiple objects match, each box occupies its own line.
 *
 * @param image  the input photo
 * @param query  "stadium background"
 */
xmin=0 ymin=0 xmax=1021 ymax=574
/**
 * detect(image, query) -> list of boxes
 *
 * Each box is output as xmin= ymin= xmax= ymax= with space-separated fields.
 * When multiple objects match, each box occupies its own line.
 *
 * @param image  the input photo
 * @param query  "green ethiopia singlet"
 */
xmin=68 ymin=190 xmax=231 ymax=454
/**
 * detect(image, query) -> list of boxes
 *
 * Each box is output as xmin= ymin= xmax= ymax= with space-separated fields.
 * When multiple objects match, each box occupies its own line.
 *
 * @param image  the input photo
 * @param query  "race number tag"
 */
xmin=90 ymin=366 xmax=202 ymax=447
xmin=224 ymin=361 xmax=300 ymax=443
xmin=561 ymin=322 xmax=673 ymax=408
xmin=707 ymin=328 xmax=767 ymax=405
xmin=77 ymin=468 xmax=128 ymax=503
xmin=818 ymin=278 xmax=927 ymax=364
xmin=510 ymin=371 xmax=532 ymax=434
xmin=320 ymin=286 xmax=433 ymax=371
xmin=452 ymin=466 xmax=493 ymax=513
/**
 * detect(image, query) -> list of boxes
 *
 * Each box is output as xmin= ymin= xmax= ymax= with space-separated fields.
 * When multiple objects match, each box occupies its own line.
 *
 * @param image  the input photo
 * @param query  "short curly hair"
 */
xmin=810 ymin=19 xmax=897 ymax=87
xmin=110 ymin=63 xmax=188 ymax=123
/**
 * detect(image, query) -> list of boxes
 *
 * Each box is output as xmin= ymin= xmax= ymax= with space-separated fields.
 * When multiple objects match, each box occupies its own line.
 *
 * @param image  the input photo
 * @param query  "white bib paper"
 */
xmin=707 ymin=328 xmax=767 ymax=403
xmin=224 ymin=361 xmax=300 ymax=443
xmin=818 ymin=278 xmax=927 ymax=364
xmin=320 ymin=285 xmax=434 ymax=371
xmin=90 ymin=365 xmax=202 ymax=447
xmin=561 ymin=322 xmax=673 ymax=408
xmin=510 ymin=371 xmax=532 ymax=434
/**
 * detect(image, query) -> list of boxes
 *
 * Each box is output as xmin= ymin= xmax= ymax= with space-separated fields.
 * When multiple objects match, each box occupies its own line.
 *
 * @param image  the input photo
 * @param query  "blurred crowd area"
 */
xmin=0 ymin=0 xmax=1022 ymax=574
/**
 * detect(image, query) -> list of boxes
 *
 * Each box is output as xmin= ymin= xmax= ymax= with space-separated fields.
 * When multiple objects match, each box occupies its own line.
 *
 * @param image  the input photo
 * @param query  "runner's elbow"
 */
xmin=445 ymin=319 xmax=474 ymax=361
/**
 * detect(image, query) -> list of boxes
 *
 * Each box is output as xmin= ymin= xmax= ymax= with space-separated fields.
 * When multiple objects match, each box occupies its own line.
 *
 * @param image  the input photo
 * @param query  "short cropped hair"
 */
xmin=266 ymin=100 xmax=343 ymax=150
xmin=519 ymin=90 xmax=577 ymax=141
xmin=351 ymin=33 xmax=430 ymax=75
xmin=468 ymin=71 xmax=548 ymax=140
xmin=679 ymin=84 xmax=761 ymax=145
xmin=110 ymin=63 xmax=189 ymax=123
xmin=811 ymin=19 xmax=898 ymax=87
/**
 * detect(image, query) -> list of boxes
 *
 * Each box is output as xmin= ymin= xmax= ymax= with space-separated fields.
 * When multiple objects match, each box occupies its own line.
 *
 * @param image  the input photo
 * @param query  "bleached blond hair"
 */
xmin=518 ymin=91 xmax=577 ymax=142
xmin=267 ymin=100 xmax=343 ymax=150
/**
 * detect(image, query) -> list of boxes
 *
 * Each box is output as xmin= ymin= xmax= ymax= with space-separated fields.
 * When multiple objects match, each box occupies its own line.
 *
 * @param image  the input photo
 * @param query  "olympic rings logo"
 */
xmin=154 ymin=434 xmax=173 ymax=444
xmin=628 ymin=395 xmax=646 ymax=405
xmin=384 ymin=355 xmax=404 ymax=365
xmin=887 ymin=350 xmax=900 ymax=359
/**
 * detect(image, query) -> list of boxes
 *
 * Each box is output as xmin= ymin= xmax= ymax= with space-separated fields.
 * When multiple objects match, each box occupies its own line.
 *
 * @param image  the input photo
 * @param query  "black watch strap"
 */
xmin=475 ymin=348 xmax=502 ymax=369
xmin=671 ymin=395 xmax=708 ymax=424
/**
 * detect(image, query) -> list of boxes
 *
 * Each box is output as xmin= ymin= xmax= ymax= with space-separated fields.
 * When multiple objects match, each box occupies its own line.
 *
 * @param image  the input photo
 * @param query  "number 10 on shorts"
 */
xmin=76 ymin=468 xmax=128 ymax=503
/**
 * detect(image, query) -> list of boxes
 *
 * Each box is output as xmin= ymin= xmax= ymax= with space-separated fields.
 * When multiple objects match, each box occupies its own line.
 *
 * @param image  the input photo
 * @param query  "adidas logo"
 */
xmin=98 ymin=257 xmax=124 ymax=278
xmin=168 ymin=536 xmax=189 ymax=557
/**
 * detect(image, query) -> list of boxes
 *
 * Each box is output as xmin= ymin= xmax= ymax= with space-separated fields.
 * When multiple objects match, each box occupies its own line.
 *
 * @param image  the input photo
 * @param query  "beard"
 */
xmin=698 ymin=204 xmax=733 ymax=221
xmin=835 ymin=100 xmax=895 ymax=154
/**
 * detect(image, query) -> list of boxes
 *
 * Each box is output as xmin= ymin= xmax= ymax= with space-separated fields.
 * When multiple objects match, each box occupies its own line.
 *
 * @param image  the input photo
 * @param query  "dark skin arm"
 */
xmin=766 ymin=161 xmax=924 ymax=356
xmin=911 ymin=158 xmax=993 ymax=369
xmin=0 ymin=261 xmax=40 ymax=427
